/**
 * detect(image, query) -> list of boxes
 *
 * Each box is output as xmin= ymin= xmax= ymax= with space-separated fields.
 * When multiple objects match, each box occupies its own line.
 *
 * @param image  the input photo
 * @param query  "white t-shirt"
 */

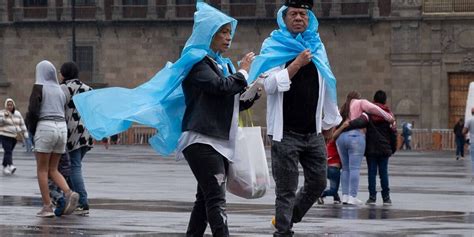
xmin=464 ymin=118 xmax=474 ymax=141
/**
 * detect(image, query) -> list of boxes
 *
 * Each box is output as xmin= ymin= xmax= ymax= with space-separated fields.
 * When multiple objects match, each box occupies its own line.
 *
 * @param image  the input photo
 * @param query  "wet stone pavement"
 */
xmin=0 ymin=146 xmax=473 ymax=236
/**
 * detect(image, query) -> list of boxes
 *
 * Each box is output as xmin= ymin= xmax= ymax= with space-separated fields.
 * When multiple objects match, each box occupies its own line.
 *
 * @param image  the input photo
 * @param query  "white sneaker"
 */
xmin=348 ymin=196 xmax=363 ymax=205
xmin=342 ymin=194 xmax=349 ymax=204
xmin=3 ymin=167 xmax=11 ymax=175
xmin=8 ymin=165 xmax=16 ymax=174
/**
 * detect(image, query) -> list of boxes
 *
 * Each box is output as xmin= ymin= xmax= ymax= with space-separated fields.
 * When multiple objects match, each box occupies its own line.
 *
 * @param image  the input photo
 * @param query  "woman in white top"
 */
xmin=0 ymin=98 xmax=28 ymax=175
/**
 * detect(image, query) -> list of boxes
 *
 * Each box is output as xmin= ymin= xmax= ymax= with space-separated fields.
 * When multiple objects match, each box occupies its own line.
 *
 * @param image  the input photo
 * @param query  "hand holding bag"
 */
xmin=227 ymin=110 xmax=271 ymax=199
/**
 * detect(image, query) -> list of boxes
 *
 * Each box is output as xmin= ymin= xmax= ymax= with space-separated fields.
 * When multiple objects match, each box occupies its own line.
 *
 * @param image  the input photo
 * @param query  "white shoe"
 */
xmin=342 ymin=194 xmax=349 ymax=204
xmin=348 ymin=196 xmax=363 ymax=205
xmin=8 ymin=165 xmax=16 ymax=174
xmin=3 ymin=167 xmax=11 ymax=175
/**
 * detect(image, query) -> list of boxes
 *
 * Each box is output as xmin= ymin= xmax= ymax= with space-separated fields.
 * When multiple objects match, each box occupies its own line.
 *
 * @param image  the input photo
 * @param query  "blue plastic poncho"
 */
xmin=72 ymin=2 xmax=237 ymax=155
xmin=248 ymin=6 xmax=337 ymax=103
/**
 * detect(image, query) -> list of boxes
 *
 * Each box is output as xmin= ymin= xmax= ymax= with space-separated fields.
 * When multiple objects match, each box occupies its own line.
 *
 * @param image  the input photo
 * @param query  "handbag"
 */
xmin=8 ymin=114 xmax=24 ymax=141
xmin=227 ymin=110 xmax=271 ymax=199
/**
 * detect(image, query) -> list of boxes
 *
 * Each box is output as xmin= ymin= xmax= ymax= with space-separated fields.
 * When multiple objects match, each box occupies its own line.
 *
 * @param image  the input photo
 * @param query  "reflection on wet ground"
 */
xmin=2 ymin=195 xmax=473 ymax=224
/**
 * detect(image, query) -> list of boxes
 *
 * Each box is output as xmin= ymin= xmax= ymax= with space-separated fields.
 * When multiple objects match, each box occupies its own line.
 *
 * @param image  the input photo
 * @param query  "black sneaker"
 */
xmin=383 ymin=197 xmax=392 ymax=206
xmin=365 ymin=197 xmax=376 ymax=206
xmin=334 ymin=194 xmax=342 ymax=204
xmin=73 ymin=204 xmax=90 ymax=215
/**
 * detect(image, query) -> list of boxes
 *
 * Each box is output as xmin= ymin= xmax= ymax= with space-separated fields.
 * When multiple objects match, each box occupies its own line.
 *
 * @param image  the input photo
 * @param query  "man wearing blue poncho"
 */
xmin=248 ymin=0 xmax=342 ymax=236
xmin=73 ymin=2 xmax=257 ymax=236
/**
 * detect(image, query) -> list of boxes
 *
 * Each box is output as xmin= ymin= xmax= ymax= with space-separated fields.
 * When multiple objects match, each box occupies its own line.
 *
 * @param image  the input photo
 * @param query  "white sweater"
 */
xmin=0 ymin=110 xmax=28 ymax=139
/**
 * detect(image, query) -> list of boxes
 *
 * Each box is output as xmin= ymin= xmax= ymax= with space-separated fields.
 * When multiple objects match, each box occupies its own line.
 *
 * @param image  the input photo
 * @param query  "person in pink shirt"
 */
xmin=335 ymin=91 xmax=393 ymax=205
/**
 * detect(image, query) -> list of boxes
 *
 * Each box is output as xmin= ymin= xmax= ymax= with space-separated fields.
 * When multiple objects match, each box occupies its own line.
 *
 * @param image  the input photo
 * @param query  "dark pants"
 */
xmin=321 ymin=166 xmax=341 ymax=200
xmin=183 ymin=143 xmax=229 ymax=237
xmin=366 ymin=156 xmax=390 ymax=199
xmin=455 ymin=136 xmax=465 ymax=157
xmin=402 ymin=135 xmax=411 ymax=150
xmin=271 ymin=131 xmax=327 ymax=237
xmin=1 ymin=135 xmax=17 ymax=167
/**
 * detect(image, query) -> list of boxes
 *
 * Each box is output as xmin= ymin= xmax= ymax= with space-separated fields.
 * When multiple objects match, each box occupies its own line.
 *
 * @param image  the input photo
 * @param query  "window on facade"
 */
xmin=76 ymin=0 xmax=97 ymax=19
xmin=341 ymin=0 xmax=369 ymax=16
xmin=77 ymin=0 xmax=96 ymax=6
xmin=76 ymin=46 xmax=94 ymax=83
xmin=176 ymin=0 xmax=194 ymax=18
xmin=23 ymin=0 xmax=48 ymax=19
xmin=122 ymin=0 xmax=147 ymax=18
xmin=424 ymin=0 xmax=474 ymax=13
xmin=229 ymin=0 xmax=255 ymax=17
xmin=23 ymin=0 xmax=47 ymax=6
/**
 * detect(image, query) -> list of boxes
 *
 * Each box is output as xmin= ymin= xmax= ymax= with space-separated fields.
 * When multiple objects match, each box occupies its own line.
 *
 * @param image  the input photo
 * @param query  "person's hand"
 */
xmin=4 ymin=111 xmax=10 ymax=117
xmin=291 ymin=49 xmax=312 ymax=69
xmin=239 ymin=52 xmax=255 ymax=72
xmin=322 ymin=128 xmax=334 ymax=141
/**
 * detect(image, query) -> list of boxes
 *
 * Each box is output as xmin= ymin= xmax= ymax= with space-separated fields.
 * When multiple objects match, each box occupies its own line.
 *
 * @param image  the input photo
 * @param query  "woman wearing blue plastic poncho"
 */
xmin=247 ymin=0 xmax=342 ymax=236
xmin=73 ymin=2 xmax=257 ymax=236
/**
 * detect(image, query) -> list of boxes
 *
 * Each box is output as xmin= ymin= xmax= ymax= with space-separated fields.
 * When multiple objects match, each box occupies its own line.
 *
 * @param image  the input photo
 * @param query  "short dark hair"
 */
xmin=60 ymin=62 xmax=79 ymax=81
xmin=373 ymin=90 xmax=387 ymax=104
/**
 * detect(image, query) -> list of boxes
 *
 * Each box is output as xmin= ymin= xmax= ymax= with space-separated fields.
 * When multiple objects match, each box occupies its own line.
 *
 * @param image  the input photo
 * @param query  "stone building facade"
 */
xmin=0 ymin=0 xmax=473 ymax=129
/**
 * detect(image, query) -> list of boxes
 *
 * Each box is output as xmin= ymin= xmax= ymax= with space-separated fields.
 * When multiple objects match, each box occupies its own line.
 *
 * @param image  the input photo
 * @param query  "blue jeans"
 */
xmin=271 ymin=131 xmax=327 ymax=236
xmin=69 ymin=146 xmax=90 ymax=207
xmin=321 ymin=166 xmax=341 ymax=199
xmin=455 ymin=136 xmax=465 ymax=157
xmin=366 ymin=156 xmax=390 ymax=199
xmin=336 ymin=130 xmax=365 ymax=198
xmin=471 ymin=144 xmax=474 ymax=177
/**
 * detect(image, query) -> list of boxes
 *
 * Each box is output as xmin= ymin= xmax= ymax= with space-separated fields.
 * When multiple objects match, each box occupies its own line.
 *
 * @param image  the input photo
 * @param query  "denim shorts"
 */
xmin=34 ymin=120 xmax=67 ymax=154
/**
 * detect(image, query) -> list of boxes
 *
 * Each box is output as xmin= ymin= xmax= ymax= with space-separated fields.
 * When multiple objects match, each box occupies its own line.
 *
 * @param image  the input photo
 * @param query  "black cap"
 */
xmin=284 ymin=0 xmax=313 ymax=9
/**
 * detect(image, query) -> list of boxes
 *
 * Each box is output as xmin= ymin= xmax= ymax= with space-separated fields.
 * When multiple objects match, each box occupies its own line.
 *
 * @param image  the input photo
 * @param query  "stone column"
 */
xmin=165 ymin=0 xmax=176 ymax=19
xmin=14 ymin=0 xmax=24 ymax=21
xmin=372 ymin=0 xmax=380 ymax=17
xmin=112 ymin=0 xmax=122 ymax=20
xmin=330 ymin=0 xmax=341 ymax=16
xmin=96 ymin=0 xmax=106 ymax=20
xmin=0 ymin=1 xmax=7 ymax=22
xmin=48 ymin=0 xmax=57 ymax=20
xmin=147 ymin=0 xmax=157 ymax=20
xmin=221 ymin=0 xmax=230 ymax=14
xmin=62 ymin=0 xmax=72 ymax=20
xmin=256 ymin=0 xmax=266 ymax=17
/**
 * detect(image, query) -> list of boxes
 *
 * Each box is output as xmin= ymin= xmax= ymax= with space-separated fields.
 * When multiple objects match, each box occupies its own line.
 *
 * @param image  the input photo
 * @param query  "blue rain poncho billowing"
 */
xmin=72 ymin=2 xmax=237 ymax=155
xmin=248 ymin=5 xmax=337 ymax=103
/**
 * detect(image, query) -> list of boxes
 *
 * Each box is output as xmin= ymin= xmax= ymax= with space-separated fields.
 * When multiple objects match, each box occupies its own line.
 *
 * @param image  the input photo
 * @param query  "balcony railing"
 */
xmin=103 ymin=125 xmax=459 ymax=151
xmin=423 ymin=0 xmax=474 ymax=14
xmin=9 ymin=1 xmax=386 ymax=22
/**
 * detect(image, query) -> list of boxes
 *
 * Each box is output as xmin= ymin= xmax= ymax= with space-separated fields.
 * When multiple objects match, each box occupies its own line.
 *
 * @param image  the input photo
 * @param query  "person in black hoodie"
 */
xmin=338 ymin=90 xmax=397 ymax=206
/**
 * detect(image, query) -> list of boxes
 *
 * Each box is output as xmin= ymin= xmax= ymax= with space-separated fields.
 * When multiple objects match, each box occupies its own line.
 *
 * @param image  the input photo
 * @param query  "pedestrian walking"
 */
xmin=317 ymin=139 xmax=342 ymax=205
xmin=0 ymin=98 xmax=28 ymax=175
xmin=463 ymin=107 xmax=474 ymax=182
xmin=174 ymin=3 xmax=258 ymax=236
xmin=26 ymin=60 xmax=79 ymax=218
xmin=60 ymin=62 xmax=94 ymax=215
xmin=336 ymin=91 xmax=394 ymax=205
xmin=454 ymin=118 xmax=465 ymax=160
xmin=247 ymin=0 xmax=342 ymax=235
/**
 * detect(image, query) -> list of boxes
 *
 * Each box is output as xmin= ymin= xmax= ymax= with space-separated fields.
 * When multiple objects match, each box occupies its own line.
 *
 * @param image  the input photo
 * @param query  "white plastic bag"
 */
xmin=227 ymin=126 xmax=271 ymax=199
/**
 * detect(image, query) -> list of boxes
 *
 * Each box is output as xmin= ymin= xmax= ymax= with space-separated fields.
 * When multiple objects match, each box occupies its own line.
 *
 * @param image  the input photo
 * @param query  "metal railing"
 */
xmin=423 ymin=0 xmax=474 ymax=14
xmin=107 ymin=126 xmax=460 ymax=151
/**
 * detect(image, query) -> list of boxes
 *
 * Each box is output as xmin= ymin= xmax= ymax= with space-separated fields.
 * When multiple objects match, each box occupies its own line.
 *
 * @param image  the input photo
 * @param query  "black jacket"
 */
xmin=349 ymin=112 xmax=397 ymax=158
xmin=181 ymin=56 xmax=255 ymax=140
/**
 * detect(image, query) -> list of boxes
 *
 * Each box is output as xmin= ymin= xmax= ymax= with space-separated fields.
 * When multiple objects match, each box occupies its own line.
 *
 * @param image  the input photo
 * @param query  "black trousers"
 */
xmin=1 ymin=135 xmax=17 ymax=167
xmin=183 ymin=143 xmax=229 ymax=237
